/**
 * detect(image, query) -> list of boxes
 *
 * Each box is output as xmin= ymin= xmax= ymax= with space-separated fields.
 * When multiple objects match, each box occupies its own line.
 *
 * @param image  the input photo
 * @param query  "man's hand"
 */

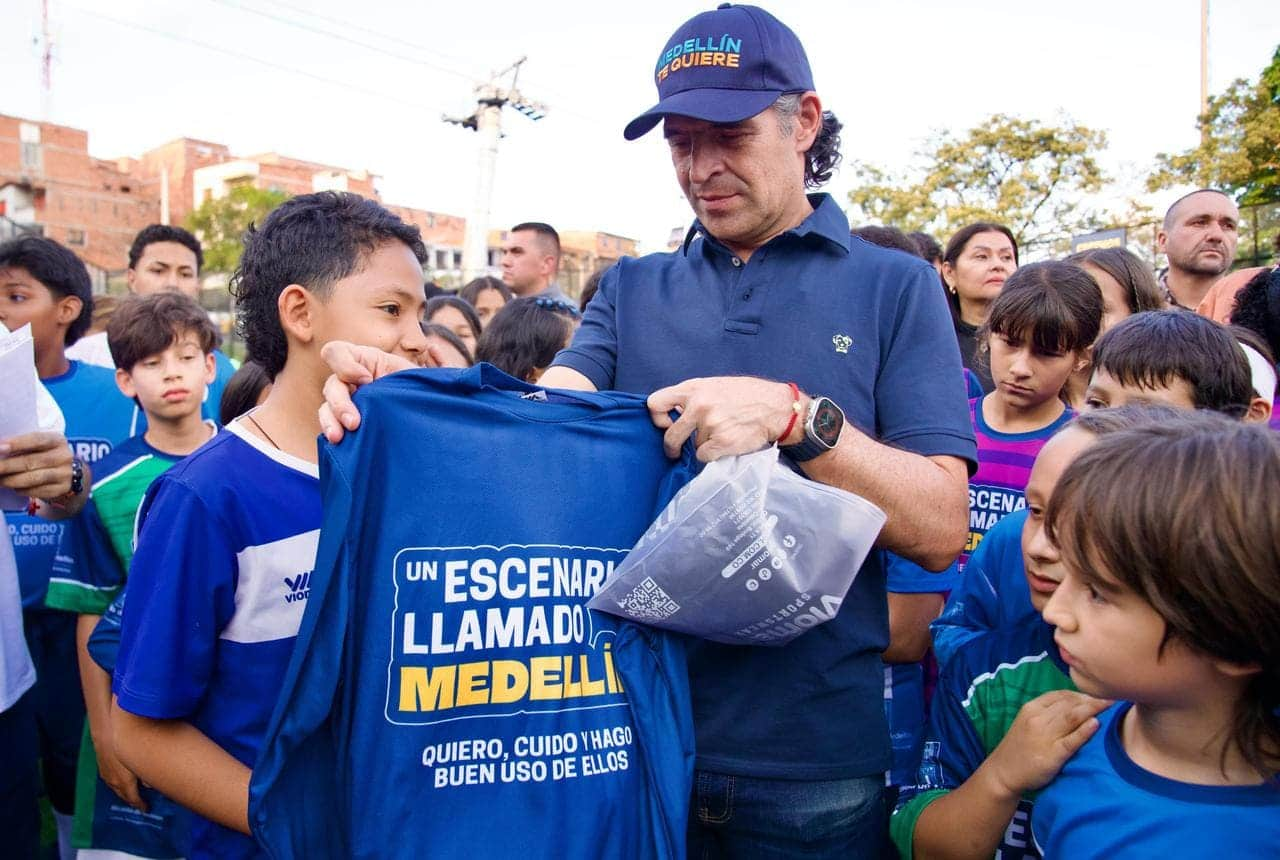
xmin=980 ymin=690 xmax=1112 ymax=800
xmin=647 ymin=377 xmax=800 ymax=461
xmin=95 ymin=734 xmax=148 ymax=812
xmin=0 ymin=431 xmax=74 ymax=500
xmin=317 ymin=341 xmax=438 ymax=444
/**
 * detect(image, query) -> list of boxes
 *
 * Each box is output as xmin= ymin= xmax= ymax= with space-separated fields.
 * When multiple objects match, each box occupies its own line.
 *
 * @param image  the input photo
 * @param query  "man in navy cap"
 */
xmin=319 ymin=5 xmax=974 ymax=856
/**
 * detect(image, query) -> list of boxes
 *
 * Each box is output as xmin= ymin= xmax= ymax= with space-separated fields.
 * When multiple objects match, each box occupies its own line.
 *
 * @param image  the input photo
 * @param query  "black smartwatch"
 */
xmin=781 ymin=396 xmax=845 ymax=462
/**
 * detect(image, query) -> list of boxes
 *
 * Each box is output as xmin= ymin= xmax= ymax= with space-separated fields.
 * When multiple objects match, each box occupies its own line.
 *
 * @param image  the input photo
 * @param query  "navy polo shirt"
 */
xmin=555 ymin=193 xmax=976 ymax=780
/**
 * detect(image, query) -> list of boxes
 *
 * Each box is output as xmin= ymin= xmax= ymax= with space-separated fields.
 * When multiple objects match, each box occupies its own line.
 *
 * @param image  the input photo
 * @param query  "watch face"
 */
xmin=812 ymin=399 xmax=843 ymax=446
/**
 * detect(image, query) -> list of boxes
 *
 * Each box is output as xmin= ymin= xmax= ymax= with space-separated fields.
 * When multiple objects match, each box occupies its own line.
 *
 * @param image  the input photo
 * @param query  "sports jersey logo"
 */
xmin=71 ymin=438 xmax=112 ymax=463
xmin=283 ymin=571 xmax=312 ymax=604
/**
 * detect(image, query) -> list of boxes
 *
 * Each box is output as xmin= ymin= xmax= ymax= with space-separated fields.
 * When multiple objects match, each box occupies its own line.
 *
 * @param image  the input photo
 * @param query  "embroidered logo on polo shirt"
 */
xmin=832 ymin=334 xmax=852 ymax=354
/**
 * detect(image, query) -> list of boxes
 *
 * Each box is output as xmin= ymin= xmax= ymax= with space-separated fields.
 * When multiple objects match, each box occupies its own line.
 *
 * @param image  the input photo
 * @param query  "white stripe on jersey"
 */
xmin=222 ymin=529 xmax=320 ymax=644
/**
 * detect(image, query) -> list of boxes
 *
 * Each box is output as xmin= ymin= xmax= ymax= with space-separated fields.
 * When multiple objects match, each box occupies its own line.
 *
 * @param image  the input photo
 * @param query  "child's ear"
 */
xmin=115 ymin=367 xmax=137 ymax=400
xmin=278 ymin=284 xmax=316 ymax=346
xmin=201 ymin=352 xmax=216 ymax=384
xmin=1245 ymin=396 xmax=1273 ymax=424
xmin=1073 ymin=350 xmax=1092 ymax=374
xmin=56 ymin=295 xmax=83 ymax=329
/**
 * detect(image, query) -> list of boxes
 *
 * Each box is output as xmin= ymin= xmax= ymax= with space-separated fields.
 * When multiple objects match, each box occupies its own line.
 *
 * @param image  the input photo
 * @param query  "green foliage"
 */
xmin=1147 ymin=44 xmax=1280 ymax=205
xmin=184 ymin=185 xmax=291 ymax=273
xmin=847 ymin=114 xmax=1110 ymax=247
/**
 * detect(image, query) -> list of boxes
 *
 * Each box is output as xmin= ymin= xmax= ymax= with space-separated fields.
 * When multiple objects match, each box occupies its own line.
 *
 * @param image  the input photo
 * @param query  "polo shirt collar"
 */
xmin=681 ymin=193 xmax=851 ymax=256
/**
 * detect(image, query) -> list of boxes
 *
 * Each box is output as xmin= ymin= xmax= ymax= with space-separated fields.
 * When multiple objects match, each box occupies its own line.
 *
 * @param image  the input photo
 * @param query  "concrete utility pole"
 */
xmin=445 ymin=57 xmax=547 ymax=281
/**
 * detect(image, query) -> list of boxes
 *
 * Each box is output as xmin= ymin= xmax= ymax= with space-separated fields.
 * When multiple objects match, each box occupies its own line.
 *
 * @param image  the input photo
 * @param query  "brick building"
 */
xmin=0 ymin=115 xmax=158 ymax=284
xmin=0 ymin=111 xmax=637 ymax=294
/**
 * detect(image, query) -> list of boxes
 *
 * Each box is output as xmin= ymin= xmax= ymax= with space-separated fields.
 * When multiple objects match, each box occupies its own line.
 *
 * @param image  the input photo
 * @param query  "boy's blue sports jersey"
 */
xmin=8 ymin=360 xmax=137 ymax=607
xmin=883 ymin=551 xmax=959 ymax=788
xmin=1032 ymin=702 xmax=1280 ymax=857
xmin=114 ymin=420 xmax=320 ymax=860
xmin=890 ymin=617 xmax=1072 ymax=859
xmin=932 ymin=509 xmax=1036 ymax=667
xmin=250 ymin=365 xmax=698 ymax=860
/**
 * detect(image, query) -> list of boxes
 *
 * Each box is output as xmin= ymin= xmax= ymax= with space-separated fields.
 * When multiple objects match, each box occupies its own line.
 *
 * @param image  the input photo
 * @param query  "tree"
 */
xmin=847 ymin=114 xmax=1111 ymax=248
xmin=1147 ymin=45 xmax=1280 ymax=205
xmin=185 ymin=185 xmax=291 ymax=273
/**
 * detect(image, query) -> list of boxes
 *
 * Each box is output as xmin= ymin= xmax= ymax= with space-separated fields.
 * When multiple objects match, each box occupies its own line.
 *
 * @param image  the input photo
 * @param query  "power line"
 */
xmin=203 ymin=0 xmax=609 ymax=128
xmin=61 ymin=4 xmax=453 ymax=114
xmin=252 ymin=0 xmax=485 ymax=75
xmin=202 ymin=0 xmax=482 ymax=84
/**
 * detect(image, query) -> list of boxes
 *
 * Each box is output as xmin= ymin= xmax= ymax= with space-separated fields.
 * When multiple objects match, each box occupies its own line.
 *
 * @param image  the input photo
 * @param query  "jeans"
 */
xmin=687 ymin=769 xmax=886 ymax=859
xmin=0 ymin=689 xmax=40 ymax=860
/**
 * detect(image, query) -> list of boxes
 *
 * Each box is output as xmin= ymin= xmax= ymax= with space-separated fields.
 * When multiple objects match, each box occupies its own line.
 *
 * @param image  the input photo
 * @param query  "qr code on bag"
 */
xmin=617 ymin=577 xmax=680 ymax=622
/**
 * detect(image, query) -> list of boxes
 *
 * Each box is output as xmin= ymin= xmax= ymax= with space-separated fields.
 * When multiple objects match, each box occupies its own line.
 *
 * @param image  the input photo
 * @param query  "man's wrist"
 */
xmin=778 ymin=384 xmax=810 ymax=447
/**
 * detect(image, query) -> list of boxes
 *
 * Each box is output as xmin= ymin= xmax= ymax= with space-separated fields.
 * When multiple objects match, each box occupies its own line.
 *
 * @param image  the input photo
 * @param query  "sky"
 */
xmin=1 ymin=0 xmax=1277 ymax=253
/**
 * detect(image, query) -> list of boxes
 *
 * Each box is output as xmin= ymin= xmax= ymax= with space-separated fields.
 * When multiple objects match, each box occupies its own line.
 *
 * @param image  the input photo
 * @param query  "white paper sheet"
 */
xmin=0 ymin=324 xmax=40 ymax=510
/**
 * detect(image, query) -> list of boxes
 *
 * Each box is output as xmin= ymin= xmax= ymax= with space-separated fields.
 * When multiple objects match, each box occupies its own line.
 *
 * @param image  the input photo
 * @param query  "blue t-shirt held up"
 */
xmin=250 ymin=366 xmax=698 ymax=860
xmin=554 ymin=194 xmax=977 ymax=780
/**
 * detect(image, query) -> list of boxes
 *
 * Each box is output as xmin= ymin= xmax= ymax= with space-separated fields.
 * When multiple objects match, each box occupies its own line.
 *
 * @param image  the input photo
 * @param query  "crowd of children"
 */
xmin=1 ymin=190 xmax=1278 ymax=859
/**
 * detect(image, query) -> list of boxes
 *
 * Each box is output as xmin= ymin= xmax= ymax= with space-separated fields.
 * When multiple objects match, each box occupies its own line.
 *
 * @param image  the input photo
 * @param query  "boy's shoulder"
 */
xmin=942 ymin=618 xmax=1073 ymax=747
xmin=149 ymin=420 xmax=318 ymax=531
xmin=91 ymin=434 xmax=164 ymax=484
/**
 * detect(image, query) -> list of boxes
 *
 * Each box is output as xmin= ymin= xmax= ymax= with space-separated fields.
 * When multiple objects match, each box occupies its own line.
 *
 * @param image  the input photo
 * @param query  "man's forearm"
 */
xmin=112 ymin=701 xmax=252 ymax=834
xmin=801 ymin=427 xmax=968 ymax=571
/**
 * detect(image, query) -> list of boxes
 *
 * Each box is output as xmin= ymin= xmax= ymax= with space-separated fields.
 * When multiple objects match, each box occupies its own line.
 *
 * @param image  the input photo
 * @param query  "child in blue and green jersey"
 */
xmin=45 ymin=291 xmax=218 ymax=857
xmin=890 ymin=406 xmax=1181 ymax=860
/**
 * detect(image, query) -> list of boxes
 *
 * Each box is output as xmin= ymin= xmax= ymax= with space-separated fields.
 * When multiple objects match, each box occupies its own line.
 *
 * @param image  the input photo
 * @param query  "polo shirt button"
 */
xmin=743 ymin=291 xmax=753 ymax=300
xmin=732 ymin=257 xmax=742 ymax=267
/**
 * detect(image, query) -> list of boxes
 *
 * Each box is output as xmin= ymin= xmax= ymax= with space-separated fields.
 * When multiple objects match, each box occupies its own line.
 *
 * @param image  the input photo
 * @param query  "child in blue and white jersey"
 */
xmin=111 ymin=191 xmax=435 ymax=860
xmin=1032 ymin=418 xmax=1280 ymax=856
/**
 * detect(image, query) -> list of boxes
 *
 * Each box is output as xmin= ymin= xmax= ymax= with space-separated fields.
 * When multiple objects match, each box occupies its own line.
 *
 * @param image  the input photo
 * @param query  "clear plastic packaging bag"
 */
xmin=589 ymin=446 xmax=886 ymax=645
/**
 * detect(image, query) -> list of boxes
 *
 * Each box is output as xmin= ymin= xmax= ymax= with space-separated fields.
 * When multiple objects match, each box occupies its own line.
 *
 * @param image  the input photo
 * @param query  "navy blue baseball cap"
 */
xmin=623 ymin=4 xmax=814 ymax=141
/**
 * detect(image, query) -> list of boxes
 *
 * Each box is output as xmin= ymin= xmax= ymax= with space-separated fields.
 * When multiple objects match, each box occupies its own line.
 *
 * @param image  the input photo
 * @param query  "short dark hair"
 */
xmin=230 ymin=191 xmax=427 ymax=378
xmin=475 ymin=297 xmax=577 ymax=382
xmin=509 ymin=222 xmax=561 ymax=260
xmin=219 ymin=360 xmax=272 ymax=425
xmin=459 ymin=276 xmax=511 ymax=310
xmin=0 ymin=235 xmax=93 ymax=344
xmin=107 ymin=292 xmax=218 ymax=372
xmin=1068 ymin=403 xmax=1185 ymax=437
xmin=128 ymin=224 xmax=204 ymax=272
xmin=1047 ymin=417 xmax=1280 ymax=779
xmin=980 ymin=261 xmax=1103 ymax=357
xmin=851 ymin=225 xmax=923 ymax=257
xmin=942 ymin=222 xmax=1020 ymax=320
xmin=908 ymin=231 xmax=942 ymax=264
xmin=579 ymin=267 xmax=608 ymax=314
xmin=1091 ymin=309 xmax=1253 ymax=416
xmin=1162 ymin=188 xmax=1234 ymax=231
xmin=1064 ymin=247 xmax=1164 ymax=317
xmin=1230 ymin=267 xmax=1280 ymax=360
xmin=426 ymin=295 xmax=482 ymax=340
